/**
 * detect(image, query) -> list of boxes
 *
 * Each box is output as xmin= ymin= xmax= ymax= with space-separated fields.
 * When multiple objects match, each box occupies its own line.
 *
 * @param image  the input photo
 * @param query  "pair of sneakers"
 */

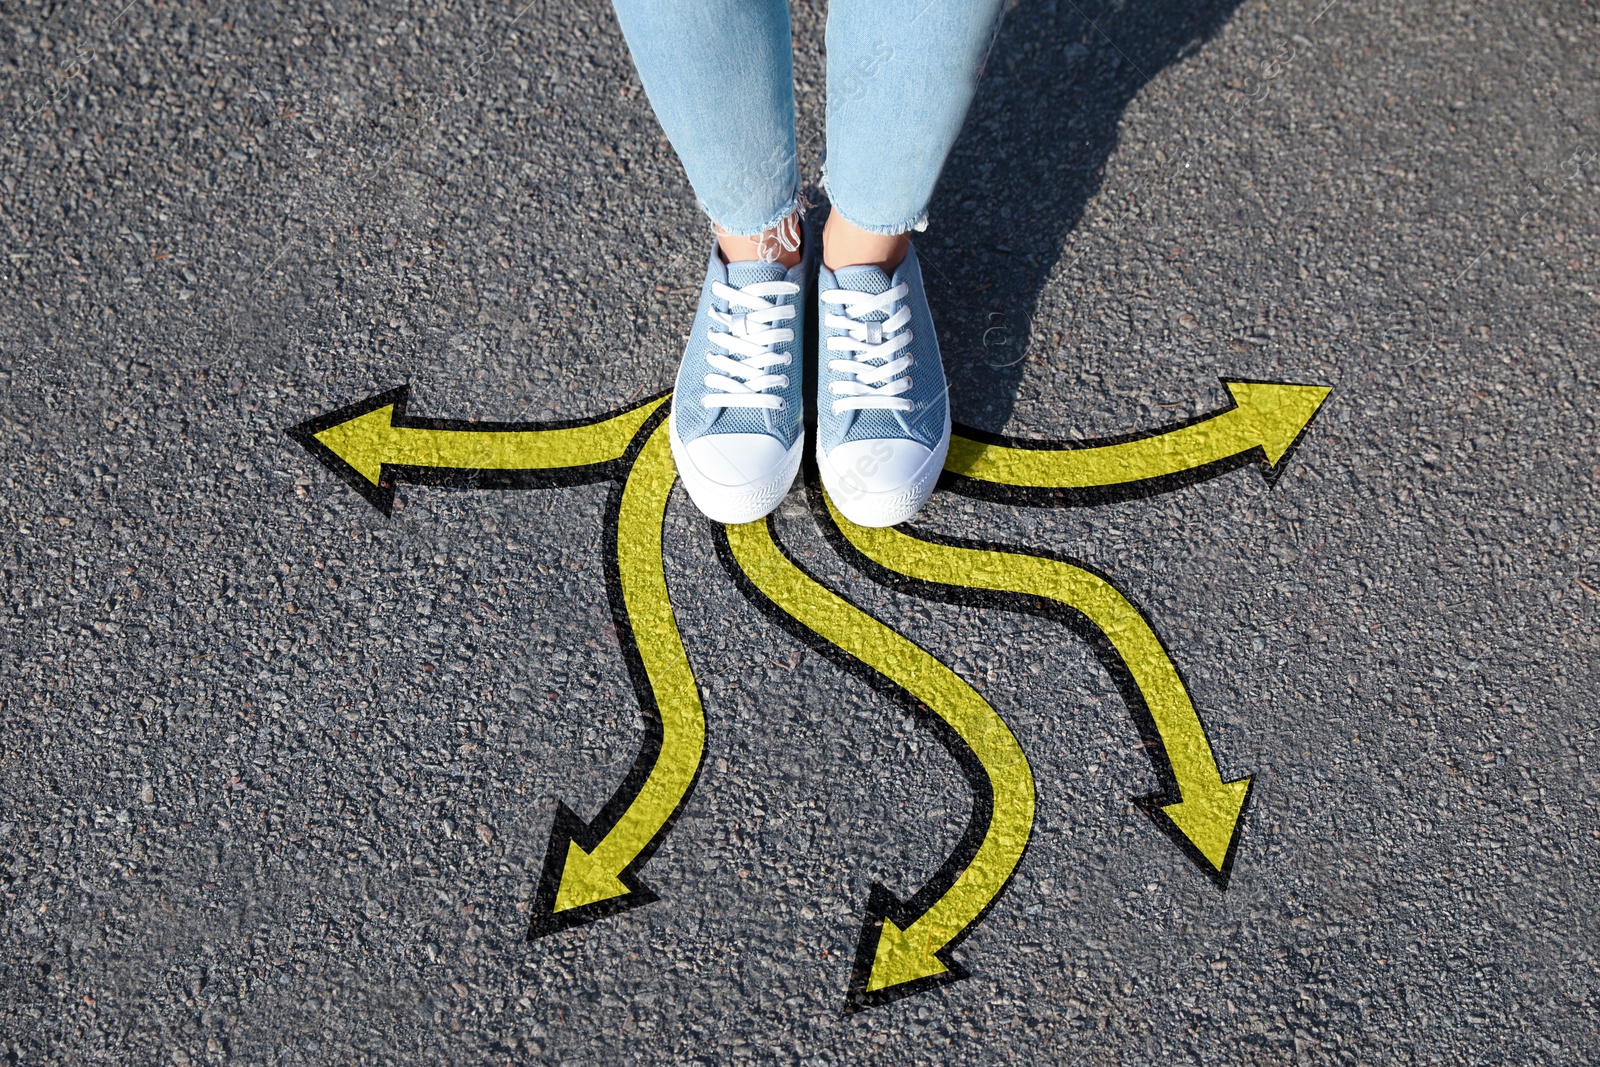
xmin=666 ymin=218 xmax=950 ymax=528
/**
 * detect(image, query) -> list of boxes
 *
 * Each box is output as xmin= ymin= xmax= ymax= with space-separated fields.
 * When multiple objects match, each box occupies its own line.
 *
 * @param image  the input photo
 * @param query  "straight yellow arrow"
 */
xmin=815 ymin=487 xmax=1251 ymax=885
xmin=945 ymin=379 xmax=1330 ymax=502
xmin=527 ymin=417 xmax=706 ymax=937
xmin=721 ymin=517 xmax=1035 ymax=1011
xmin=286 ymin=385 xmax=669 ymax=513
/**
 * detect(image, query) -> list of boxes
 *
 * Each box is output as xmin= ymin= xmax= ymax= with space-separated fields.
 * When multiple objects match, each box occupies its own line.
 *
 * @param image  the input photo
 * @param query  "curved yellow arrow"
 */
xmin=820 ymin=491 xmax=1250 ymax=882
xmin=946 ymin=379 xmax=1329 ymax=491
xmin=286 ymin=385 xmax=669 ymax=513
xmin=722 ymin=518 xmax=1035 ymax=1008
xmin=528 ymin=418 xmax=706 ymax=935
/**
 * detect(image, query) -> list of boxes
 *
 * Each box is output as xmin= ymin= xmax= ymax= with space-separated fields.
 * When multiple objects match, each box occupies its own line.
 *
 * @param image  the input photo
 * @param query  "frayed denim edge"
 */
xmin=703 ymin=194 xmax=807 ymax=239
xmin=818 ymin=164 xmax=929 ymax=236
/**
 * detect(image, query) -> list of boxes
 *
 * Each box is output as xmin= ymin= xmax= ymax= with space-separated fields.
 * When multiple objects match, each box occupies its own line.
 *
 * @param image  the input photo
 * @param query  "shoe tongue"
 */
xmin=832 ymin=264 xmax=891 ymax=295
xmin=725 ymin=260 xmax=790 ymax=288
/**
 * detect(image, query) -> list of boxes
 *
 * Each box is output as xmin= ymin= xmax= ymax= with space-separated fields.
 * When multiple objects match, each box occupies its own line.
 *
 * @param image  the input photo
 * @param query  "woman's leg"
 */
xmin=813 ymin=0 xmax=1007 ymax=526
xmin=611 ymin=0 xmax=811 ymax=522
xmin=822 ymin=0 xmax=1007 ymax=268
xmin=610 ymin=0 xmax=802 ymax=264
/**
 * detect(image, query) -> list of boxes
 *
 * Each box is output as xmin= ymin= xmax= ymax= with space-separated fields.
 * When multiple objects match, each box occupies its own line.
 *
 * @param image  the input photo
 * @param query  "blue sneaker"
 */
xmin=816 ymin=242 xmax=950 ymax=527
xmin=668 ymin=228 xmax=812 ymax=523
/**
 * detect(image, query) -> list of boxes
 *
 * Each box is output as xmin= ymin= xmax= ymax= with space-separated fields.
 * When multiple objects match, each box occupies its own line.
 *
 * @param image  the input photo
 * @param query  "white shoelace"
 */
xmin=702 ymin=279 xmax=800 ymax=411
xmin=819 ymin=282 xmax=914 ymax=414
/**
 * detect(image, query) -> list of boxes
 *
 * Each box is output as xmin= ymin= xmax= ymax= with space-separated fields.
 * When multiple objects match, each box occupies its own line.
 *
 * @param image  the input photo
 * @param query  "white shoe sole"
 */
xmin=817 ymin=406 xmax=951 ymax=528
xmin=669 ymin=413 xmax=803 ymax=524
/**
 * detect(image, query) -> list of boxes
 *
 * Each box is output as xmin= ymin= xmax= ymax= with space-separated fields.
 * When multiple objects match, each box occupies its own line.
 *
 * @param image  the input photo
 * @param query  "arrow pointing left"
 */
xmin=286 ymin=385 xmax=669 ymax=514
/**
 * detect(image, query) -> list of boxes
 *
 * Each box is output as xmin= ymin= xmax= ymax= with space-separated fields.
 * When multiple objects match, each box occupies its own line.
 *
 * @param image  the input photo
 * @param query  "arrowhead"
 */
xmin=867 ymin=917 xmax=950 ymax=992
xmin=844 ymin=886 xmax=968 ymax=1011
xmin=527 ymin=806 xmax=658 ymax=939
xmin=1222 ymin=380 xmax=1332 ymax=468
xmin=1158 ymin=776 xmax=1253 ymax=876
xmin=285 ymin=386 xmax=410 ymax=513
xmin=311 ymin=404 xmax=399 ymax=487
xmin=553 ymin=841 xmax=631 ymax=913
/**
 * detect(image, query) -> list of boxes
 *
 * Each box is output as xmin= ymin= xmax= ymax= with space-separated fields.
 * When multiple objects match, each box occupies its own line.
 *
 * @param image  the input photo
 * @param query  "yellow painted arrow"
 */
xmin=528 ymin=417 xmax=706 ymax=936
xmin=945 ymin=379 xmax=1330 ymax=493
xmin=722 ymin=518 xmax=1035 ymax=1008
xmin=818 ymin=490 xmax=1250 ymax=882
xmin=286 ymin=385 xmax=669 ymax=513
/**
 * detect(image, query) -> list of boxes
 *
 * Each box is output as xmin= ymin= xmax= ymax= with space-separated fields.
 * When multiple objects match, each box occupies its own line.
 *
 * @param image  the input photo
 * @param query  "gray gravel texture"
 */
xmin=2 ymin=0 xmax=1598 ymax=1063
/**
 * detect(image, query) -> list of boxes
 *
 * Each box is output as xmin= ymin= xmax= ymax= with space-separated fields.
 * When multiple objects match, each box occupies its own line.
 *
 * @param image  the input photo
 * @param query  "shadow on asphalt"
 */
xmin=924 ymin=0 xmax=1248 ymax=431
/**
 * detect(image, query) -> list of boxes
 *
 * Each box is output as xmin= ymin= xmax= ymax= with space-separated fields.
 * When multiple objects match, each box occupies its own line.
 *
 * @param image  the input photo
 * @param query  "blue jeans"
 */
xmin=610 ymin=0 xmax=1008 ymax=236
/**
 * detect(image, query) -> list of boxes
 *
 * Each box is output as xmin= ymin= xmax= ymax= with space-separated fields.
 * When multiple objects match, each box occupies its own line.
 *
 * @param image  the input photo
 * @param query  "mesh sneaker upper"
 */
xmin=817 ymin=243 xmax=948 ymax=452
xmin=671 ymin=242 xmax=808 ymax=448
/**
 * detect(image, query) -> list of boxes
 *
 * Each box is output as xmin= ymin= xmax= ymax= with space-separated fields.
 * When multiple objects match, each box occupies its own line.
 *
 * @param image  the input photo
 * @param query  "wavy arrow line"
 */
xmin=288 ymin=390 xmax=700 ymax=934
xmin=527 ymin=416 xmax=706 ymax=937
xmin=718 ymin=517 xmax=1035 ymax=1012
xmin=810 ymin=480 xmax=1250 ymax=886
xmin=285 ymin=385 xmax=670 ymax=514
xmin=945 ymin=378 xmax=1330 ymax=505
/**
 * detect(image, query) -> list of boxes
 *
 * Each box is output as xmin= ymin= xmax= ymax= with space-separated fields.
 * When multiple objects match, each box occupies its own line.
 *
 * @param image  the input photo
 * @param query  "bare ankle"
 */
xmin=822 ymin=210 xmax=909 ymax=273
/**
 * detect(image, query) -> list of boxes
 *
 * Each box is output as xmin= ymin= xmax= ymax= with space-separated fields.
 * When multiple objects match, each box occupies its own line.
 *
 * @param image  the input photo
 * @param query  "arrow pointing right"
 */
xmin=814 ymin=484 xmax=1253 ymax=888
xmin=944 ymin=378 xmax=1331 ymax=504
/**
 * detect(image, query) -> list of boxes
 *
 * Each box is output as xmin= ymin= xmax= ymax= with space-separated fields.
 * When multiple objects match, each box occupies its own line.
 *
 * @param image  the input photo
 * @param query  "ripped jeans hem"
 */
xmin=819 ymin=169 xmax=929 ymax=236
xmin=706 ymin=194 xmax=809 ymax=239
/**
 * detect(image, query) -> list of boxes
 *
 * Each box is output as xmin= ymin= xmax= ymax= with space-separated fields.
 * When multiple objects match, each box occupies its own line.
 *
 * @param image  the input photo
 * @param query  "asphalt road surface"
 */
xmin=2 ymin=0 xmax=1597 ymax=1063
